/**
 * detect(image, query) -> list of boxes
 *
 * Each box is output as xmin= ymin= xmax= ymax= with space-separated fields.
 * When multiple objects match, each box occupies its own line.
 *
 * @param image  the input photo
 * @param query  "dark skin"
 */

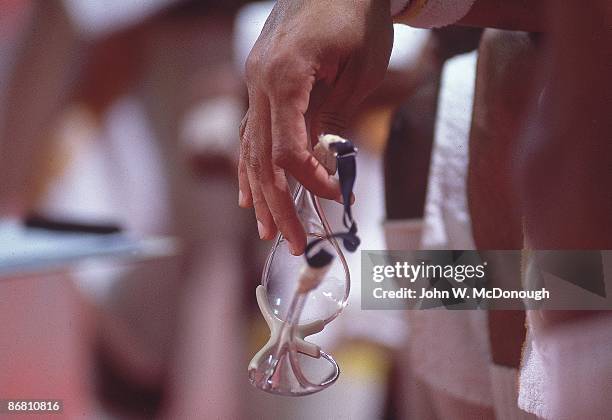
xmin=520 ymin=1 xmax=612 ymax=250
xmin=519 ymin=1 xmax=612 ymax=326
xmin=239 ymin=0 xmax=394 ymax=254
xmin=385 ymin=27 xmax=482 ymax=220
xmin=469 ymin=29 xmax=540 ymax=368
xmin=238 ymin=0 xmax=554 ymax=252
xmin=467 ymin=0 xmax=611 ymax=352
xmin=468 ymin=30 xmax=539 ymax=250
xmin=385 ymin=81 xmax=439 ymax=220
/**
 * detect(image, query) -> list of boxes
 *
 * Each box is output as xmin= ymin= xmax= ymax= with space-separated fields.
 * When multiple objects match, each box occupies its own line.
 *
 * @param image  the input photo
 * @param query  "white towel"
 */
xmin=422 ymin=51 xmax=477 ymax=251
xmin=521 ymin=312 xmax=612 ymax=419
xmin=519 ymin=251 xmax=612 ymax=418
xmin=518 ymin=329 xmax=548 ymax=418
xmin=491 ymin=364 xmax=538 ymax=420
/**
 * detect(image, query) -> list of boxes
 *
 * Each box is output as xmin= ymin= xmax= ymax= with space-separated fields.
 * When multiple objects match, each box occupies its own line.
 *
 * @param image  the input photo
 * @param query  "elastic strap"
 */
xmin=305 ymin=140 xmax=360 ymax=267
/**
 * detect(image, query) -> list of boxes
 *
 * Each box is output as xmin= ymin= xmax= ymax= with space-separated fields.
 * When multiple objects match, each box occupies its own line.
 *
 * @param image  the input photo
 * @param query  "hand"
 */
xmin=239 ymin=0 xmax=393 ymax=255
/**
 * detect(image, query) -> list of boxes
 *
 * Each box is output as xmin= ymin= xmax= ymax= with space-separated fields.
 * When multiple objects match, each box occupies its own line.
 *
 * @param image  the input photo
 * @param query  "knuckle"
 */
xmin=264 ymin=50 xmax=291 ymax=74
xmin=240 ymin=130 xmax=249 ymax=150
xmin=263 ymin=53 xmax=302 ymax=95
xmin=252 ymin=195 xmax=267 ymax=208
xmin=319 ymin=112 xmax=347 ymax=133
xmin=272 ymin=207 xmax=297 ymax=227
xmin=238 ymin=158 xmax=247 ymax=176
xmin=239 ymin=138 xmax=250 ymax=161
xmin=271 ymin=145 xmax=296 ymax=169
xmin=245 ymin=50 xmax=262 ymax=84
xmin=239 ymin=113 xmax=248 ymax=140
xmin=246 ymin=156 xmax=263 ymax=176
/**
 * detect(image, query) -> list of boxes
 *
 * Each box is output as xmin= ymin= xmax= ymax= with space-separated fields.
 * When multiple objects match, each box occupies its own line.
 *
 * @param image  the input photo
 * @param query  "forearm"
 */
xmin=459 ymin=0 xmax=548 ymax=32
xmin=393 ymin=0 xmax=548 ymax=32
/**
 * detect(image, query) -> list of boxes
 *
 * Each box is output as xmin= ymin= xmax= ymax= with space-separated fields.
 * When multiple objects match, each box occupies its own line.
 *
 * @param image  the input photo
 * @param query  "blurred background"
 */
xmin=0 ymin=1 xmax=479 ymax=418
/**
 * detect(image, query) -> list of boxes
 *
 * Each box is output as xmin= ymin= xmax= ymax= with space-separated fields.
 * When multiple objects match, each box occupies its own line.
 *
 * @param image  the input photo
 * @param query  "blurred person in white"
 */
xmin=0 ymin=1 xmax=89 ymax=417
xmin=0 ymin=1 xmax=96 ymax=418
xmin=0 ymin=0 xmax=257 ymax=418
xmin=4 ymin=2 xmax=420 ymax=419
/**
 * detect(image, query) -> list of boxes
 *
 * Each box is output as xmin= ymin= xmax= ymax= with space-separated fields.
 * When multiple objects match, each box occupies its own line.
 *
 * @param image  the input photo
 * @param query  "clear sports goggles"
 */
xmin=248 ymin=134 xmax=360 ymax=396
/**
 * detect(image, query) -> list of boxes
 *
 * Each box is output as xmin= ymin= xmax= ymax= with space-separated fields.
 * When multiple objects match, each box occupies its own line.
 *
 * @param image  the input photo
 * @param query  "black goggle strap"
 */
xmin=305 ymin=140 xmax=360 ymax=268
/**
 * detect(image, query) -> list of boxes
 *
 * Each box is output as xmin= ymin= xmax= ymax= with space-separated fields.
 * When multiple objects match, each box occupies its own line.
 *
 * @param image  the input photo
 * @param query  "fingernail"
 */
xmin=257 ymin=220 xmax=268 ymax=239
xmin=289 ymin=242 xmax=302 ymax=256
xmin=238 ymin=190 xmax=245 ymax=206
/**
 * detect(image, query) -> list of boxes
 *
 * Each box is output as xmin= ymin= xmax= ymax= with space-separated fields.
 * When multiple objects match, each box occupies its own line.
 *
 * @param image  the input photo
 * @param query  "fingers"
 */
xmin=269 ymin=101 xmax=342 ymax=202
xmin=241 ymin=22 xmax=344 ymax=253
xmin=238 ymin=112 xmax=253 ymax=208
xmin=243 ymin=97 xmax=277 ymax=241
xmin=249 ymin=171 xmax=277 ymax=241
xmin=238 ymin=158 xmax=252 ymax=208
xmin=260 ymin=166 xmax=307 ymax=255
xmin=285 ymin=150 xmax=342 ymax=201
xmin=242 ymin=90 xmax=306 ymax=254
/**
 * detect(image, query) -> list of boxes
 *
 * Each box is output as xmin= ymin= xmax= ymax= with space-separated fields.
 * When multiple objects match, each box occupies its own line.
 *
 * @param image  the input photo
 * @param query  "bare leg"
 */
xmin=386 ymin=28 xmax=482 ymax=220
xmin=518 ymin=2 xmax=612 ymax=418
xmin=384 ymin=68 xmax=440 ymax=221
xmin=469 ymin=30 xmax=539 ymax=250
xmin=469 ymin=28 xmax=541 ymax=419
xmin=519 ymin=3 xmax=611 ymax=324
xmin=469 ymin=28 xmax=540 ymax=367
xmin=521 ymin=3 xmax=612 ymax=250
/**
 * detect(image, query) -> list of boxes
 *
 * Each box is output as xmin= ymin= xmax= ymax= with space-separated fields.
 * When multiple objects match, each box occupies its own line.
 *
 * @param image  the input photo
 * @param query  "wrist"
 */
xmin=393 ymin=0 xmax=478 ymax=28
